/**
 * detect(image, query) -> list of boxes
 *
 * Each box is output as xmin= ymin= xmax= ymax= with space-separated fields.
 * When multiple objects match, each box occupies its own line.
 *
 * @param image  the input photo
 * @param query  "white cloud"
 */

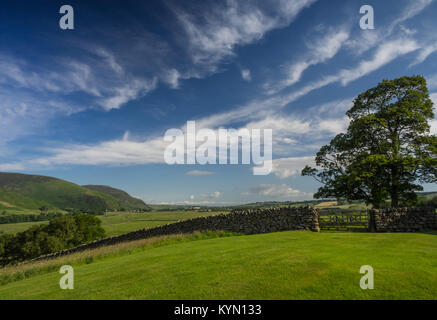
xmin=412 ymin=42 xmax=437 ymax=66
xmin=389 ymin=0 xmax=434 ymax=33
xmin=266 ymin=26 xmax=350 ymax=93
xmin=171 ymin=0 xmax=316 ymax=67
xmin=0 ymin=134 xmax=167 ymax=170
xmin=249 ymin=184 xmax=308 ymax=198
xmin=186 ymin=170 xmax=216 ymax=176
xmin=189 ymin=195 xmax=195 ymax=200
xmin=339 ymin=39 xmax=419 ymax=85
xmin=0 ymin=163 xmax=25 ymax=171
xmin=431 ymin=92 xmax=437 ymax=105
xmin=430 ymin=119 xmax=437 ymax=135
xmin=427 ymin=75 xmax=437 ymax=91
xmin=94 ymin=48 xmax=124 ymax=75
xmin=195 ymin=38 xmax=417 ymax=130
xmin=255 ymin=156 xmax=316 ymax=179
xmin=346 ymin=0 xmax=433 ymax=54
xmin=0 ymin=96 xmax=351 ymax=171
xmin=201 ymin=191 xmax=222 ymax=199
xmin=99 ymin=77 xmax=158 ymax=111
xmin=241 ymin=69 xmax=251 ymax=82
xmin=162 ymin=69 xmax=182 ymax=89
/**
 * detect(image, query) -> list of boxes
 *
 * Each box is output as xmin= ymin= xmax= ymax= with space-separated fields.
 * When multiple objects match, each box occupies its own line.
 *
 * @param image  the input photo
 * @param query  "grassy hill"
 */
xmin=0 ymin=231 xmax=435 ymax=299
xmin=83 ymin=185 xmax=150 ymax=211
xmin=0 ymin=188 xmax=53 ymax=211
xmin=0 ymin=172 xmax=144 ymax=213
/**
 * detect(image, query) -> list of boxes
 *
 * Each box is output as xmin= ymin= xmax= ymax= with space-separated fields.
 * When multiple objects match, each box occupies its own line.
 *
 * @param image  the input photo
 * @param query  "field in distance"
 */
xmin=0 ymin=210 xmax=229 ymax=236
xmin=0 ymin=230 xmax=435 ymax=299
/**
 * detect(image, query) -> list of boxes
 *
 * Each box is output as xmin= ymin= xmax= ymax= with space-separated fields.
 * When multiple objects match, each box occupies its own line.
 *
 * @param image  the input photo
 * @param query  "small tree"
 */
xmin=302 ymin=76 xmax=437 ymax=208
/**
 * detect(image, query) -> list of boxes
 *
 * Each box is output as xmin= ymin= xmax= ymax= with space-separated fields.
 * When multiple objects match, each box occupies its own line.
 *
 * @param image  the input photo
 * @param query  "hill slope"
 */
xmin=0 ymin=231 xmax=435 ymax=299
xmin=0 ymin=172 xmax=126 ymax=212
xmin=83 ymin=185 xmax=150 ymax=211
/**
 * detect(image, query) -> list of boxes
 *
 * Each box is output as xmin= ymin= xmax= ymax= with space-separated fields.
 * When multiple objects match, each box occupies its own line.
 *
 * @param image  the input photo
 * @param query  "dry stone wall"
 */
xmin=32 ymin=206 xmax=320 ymax=262
xmin=370 ymin=207 xmax=437 ymax=232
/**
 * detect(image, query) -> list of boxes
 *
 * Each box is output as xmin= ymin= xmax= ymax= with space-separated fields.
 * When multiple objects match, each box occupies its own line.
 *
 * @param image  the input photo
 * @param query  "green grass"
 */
xmin=0 ymin=210 xmax=228 ymax=236
xmin=0 ymin=231 xmax=435 ymax=299
xmin=0 ymin=221 xmax=49 ymax=234
xmin=0 ymin=189 xmax=52 ymax=211
xmin=0 ymin=172 xmax=143 ymax=212
xmin=99 ymin=210 xmax=228 ymax=236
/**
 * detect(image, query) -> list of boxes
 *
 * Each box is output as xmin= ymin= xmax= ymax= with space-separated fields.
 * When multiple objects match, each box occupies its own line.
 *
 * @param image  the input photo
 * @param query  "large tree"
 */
xmin=302 ymin=76 xmax=437 ymax=208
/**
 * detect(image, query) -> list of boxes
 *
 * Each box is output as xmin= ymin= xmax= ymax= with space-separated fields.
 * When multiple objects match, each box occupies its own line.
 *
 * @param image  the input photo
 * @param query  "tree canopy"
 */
xmin=302 ymin=76 xmax=437 ymax=208
xmin=0 ymin=214 xmax=105 ymax=266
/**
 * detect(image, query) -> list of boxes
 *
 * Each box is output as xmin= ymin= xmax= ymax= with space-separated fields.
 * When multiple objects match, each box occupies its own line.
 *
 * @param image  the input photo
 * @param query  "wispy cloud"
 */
xmin=346 ymin=0 xmax=433 ymax=54
xmin=265 ymin=25 xmax=350 ymax=93
xmin=170 ymin=0 xmax=316 ymax=68
xmin=339 ymin=38 xmax=419 ymax=85
xmin=196 ymin=38 xmax=418 ymax=130
xmin=186 ymin=170 xmax=216 ymax=176
xmin=411 ymin=42 xmax=437 ymax=66
xmin=248 ymin=184 xmax=309 ymax=198
xmin=254 ymin=156 xmax=316 ymax=179
xmin=241 ymin=69 xmax=252 ymax=82
xmin=201 ymin=191 xmax=222 ymax=199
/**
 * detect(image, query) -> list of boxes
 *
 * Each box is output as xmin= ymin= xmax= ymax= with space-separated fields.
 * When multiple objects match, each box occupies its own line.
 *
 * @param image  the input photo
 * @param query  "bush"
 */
xmin=0 ymin=214 xmax=105 ymax=266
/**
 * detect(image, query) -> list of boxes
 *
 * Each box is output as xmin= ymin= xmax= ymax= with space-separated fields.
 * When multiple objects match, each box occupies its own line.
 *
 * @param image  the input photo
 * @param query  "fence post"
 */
xmin=368 ymin=209 xmax=376 ymax=232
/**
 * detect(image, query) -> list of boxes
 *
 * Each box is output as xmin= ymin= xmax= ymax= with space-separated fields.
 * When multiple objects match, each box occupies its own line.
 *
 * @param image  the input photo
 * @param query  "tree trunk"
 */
xmin=391 ymin=194 xmax=399 ymax=208
xmin=391 ymin=165 xmax=399 ymax=208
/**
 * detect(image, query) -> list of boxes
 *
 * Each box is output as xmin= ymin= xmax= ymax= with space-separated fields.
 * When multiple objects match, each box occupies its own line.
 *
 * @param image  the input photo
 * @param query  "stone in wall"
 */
xmin=370 ymin=207 xmax=437 ymax=232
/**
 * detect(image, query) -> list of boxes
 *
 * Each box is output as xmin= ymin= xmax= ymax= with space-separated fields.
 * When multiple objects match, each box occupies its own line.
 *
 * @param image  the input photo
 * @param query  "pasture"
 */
xmin=0 ymin=210 xmax=228 ymax=236
xmin=0 ymin=231 xmax=435 ymax=299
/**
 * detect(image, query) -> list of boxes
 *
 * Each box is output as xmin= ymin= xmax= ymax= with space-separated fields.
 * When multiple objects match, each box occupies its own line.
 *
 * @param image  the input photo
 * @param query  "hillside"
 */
xmin=0 ymin=231 xmax=435 ymax=299
xmin=0 ymin=188 xmax=53 ymax=211
xmin=0 ymin=172 xmax=141 ymax=213
xmin=83 ymin=185 xmax=150 ymax=211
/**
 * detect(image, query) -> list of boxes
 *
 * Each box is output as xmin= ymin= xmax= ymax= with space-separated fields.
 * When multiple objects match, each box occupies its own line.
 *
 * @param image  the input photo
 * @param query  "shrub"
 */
xmin=0 ymin=214 xmax=105 ymax=266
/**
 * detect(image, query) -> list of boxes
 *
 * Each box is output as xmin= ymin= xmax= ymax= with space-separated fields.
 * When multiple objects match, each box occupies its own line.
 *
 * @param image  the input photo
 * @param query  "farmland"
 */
xmin=0 ymin=231 xmax=435 ymax=299
xmin=0 ymin=210 xmax=229 ymax=236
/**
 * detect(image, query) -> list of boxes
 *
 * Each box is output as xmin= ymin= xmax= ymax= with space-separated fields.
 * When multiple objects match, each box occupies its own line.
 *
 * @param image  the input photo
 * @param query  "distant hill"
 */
xmin=0 ymin=172 xmax=148 ymax=213
xmin=229 ymin=200 xmax=326 ymax=210
xmin=83 ymin=185 xmax=151 ymax=211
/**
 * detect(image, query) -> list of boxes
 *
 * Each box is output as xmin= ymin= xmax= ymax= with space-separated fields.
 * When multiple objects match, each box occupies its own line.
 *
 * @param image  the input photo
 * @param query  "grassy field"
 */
xmin=0 ymin=231 xmax=435 ymax=299
xmin=0 ymin=202 xmax=368 ymax=235
xmin=99 ymin=210 xmax=228 ymax=236
xmin=0 ymin=210 xmax=228 ymax=236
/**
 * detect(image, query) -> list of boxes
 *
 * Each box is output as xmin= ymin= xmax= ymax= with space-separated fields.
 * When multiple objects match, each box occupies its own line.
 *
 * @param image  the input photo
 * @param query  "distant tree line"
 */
xmin=0 ymin=214 xmax=105 ymax=266
xmin=0 ymin=212 xmax=64 ymax=224
xmin=418 ymin=195 xmax=437 ymax=208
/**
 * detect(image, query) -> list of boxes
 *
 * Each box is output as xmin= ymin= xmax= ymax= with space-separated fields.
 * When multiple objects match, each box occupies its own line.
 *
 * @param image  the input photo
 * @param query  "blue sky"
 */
xmin=1 ymin=0 xmax=437 ymax=205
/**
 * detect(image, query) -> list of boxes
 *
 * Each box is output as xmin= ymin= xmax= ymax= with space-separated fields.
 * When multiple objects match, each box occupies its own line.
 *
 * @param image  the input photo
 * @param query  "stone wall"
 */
xmin=32 ymin=206 xmax=319 ymax=262
xmin=369 ymin=207 xmax=437 ymax=232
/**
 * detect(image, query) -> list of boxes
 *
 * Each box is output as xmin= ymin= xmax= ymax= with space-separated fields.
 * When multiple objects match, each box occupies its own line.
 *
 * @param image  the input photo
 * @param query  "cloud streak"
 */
xmin=170 ymin=0 xmax=317 ymax=68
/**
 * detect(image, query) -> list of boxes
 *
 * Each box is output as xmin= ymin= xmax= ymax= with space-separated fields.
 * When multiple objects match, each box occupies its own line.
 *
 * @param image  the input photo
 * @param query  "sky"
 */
xmin=0 ymin=0 xmax=437 ymax=205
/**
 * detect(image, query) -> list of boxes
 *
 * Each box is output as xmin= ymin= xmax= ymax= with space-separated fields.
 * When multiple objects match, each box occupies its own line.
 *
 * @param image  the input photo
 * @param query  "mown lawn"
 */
xmin=0 ymin=231 xmax=435 ymax=300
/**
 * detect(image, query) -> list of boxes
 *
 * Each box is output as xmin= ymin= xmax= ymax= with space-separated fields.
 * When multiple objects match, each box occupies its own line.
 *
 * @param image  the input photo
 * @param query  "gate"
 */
xmin=318 ymin=209 xmax=370 ymax=231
